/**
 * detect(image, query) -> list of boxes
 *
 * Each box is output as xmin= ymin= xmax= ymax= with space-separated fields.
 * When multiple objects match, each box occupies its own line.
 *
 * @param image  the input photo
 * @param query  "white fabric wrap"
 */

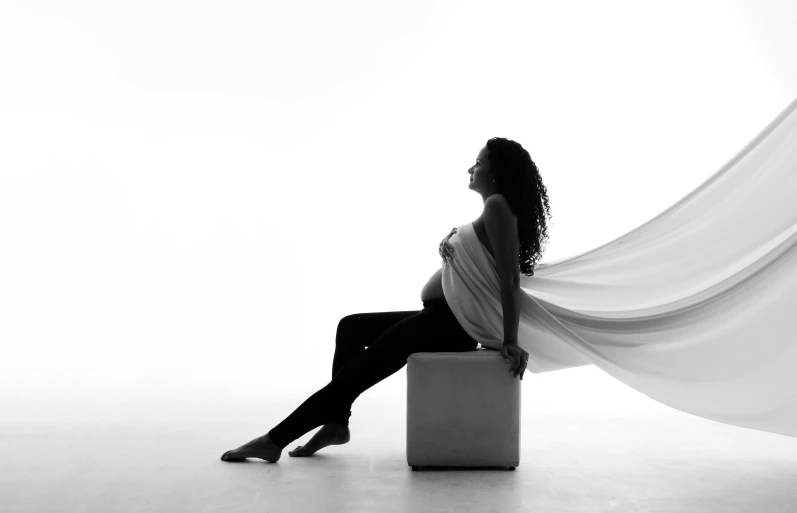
xmin=442 ymin=95 xmax=797 ymax=437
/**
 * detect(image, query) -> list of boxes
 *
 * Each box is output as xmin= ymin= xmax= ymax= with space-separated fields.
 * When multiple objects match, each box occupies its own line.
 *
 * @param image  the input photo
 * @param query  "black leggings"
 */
xmin=267 ymin=298 xmax=479 ymax=449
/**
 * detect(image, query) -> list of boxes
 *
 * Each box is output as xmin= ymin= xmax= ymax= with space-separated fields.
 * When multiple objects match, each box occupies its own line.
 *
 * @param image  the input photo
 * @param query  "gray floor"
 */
xmin=4 ymin=366 xmax=797 ymax=513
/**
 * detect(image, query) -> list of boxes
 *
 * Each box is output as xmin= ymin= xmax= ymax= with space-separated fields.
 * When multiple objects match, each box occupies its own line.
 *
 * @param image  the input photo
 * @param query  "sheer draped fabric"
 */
xmin=442 ymin=95 xmax=797 ymax=437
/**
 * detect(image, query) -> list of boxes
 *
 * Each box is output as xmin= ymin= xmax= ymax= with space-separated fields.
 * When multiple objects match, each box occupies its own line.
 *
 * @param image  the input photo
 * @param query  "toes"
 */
xmin=289 ymin=445 xmax=308 ymax=457
xmin=221 ymin=450 xmax=244 ymax=462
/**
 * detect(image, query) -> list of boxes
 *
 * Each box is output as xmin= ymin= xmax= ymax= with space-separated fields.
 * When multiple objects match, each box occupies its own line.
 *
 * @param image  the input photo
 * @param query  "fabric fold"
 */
xmin=442 ymin=94 xmax=797 ymax=437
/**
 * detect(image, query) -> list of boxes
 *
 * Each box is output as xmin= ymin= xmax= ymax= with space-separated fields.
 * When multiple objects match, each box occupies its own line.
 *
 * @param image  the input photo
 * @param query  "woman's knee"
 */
xmin=337 ymin=314 xmax=358 ymax=337
xmin=336 ymin=314 xmax=365 ymax=348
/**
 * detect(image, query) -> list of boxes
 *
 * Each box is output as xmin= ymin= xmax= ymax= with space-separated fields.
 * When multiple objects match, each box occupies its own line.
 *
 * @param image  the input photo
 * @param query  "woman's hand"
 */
xmin=439 ymin=227 xmax=457 ymax=264
xmin=500 ymin=343 xmax=528 ymax=380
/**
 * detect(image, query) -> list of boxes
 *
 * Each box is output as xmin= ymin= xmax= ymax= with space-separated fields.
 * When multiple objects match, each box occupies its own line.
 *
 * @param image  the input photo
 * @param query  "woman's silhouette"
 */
xmin=220 ymin=138 xmax=549 ymax=462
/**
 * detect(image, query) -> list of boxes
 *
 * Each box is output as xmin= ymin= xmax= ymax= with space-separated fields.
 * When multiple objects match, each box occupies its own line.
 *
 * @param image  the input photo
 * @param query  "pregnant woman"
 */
xmin=220 ymin=137 xmax=551 ymax=462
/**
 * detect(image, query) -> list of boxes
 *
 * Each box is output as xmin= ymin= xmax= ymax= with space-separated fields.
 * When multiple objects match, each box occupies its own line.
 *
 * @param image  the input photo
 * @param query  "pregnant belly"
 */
xmin=420 ymin=268 xmax=445 ymax=303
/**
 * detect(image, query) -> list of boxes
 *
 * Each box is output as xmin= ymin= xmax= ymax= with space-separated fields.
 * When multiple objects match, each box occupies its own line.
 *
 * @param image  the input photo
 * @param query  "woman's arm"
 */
xmin=500 ymin=284 xmax=522 ymax=346
xmin=482 ymin=195 xmax=521 ymax=346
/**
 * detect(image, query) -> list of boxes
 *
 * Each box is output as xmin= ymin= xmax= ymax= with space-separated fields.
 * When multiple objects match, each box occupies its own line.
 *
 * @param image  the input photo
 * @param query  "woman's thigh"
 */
xmin=328 ymin=300 xmax=479 ymax=398
xmin=404 ymin=299 xmax=480 ymax=353
xmin=337 ymin=310 xmax=421 ymax=350
xmin=332 ymin=309 xmax=420 ymax=380
xmin=341 ymin=299 xmax=477 ymax=355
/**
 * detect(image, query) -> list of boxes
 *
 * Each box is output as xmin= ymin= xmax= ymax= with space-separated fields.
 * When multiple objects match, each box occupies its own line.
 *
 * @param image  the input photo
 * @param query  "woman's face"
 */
xmin=468 ymin=146 xmax=492 ymax=190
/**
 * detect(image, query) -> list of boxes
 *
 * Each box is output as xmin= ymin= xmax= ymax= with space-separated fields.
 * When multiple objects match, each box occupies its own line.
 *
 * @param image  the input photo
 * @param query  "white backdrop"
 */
xmin=1 ymin=0 xmax=796 ymax=413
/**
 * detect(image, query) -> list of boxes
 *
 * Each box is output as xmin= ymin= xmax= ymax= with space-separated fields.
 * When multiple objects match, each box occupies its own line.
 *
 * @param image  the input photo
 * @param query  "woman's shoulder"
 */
xmin=484 ymin=193 xmax=518 ymax=221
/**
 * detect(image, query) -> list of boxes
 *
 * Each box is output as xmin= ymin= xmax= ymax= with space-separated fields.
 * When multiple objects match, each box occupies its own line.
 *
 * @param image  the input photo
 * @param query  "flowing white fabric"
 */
xmin=442 ymin=95 xmax=797 ymax=437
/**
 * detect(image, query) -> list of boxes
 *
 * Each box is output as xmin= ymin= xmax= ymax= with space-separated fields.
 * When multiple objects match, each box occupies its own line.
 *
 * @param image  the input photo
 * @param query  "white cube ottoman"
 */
xmin=406 ymin=346 xmax=521 ymax=470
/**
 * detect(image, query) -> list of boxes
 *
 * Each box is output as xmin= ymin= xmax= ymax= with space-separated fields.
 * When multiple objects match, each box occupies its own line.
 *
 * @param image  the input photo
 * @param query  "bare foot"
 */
xmin=220 ymin=433 xmax=282 ymax=462
xmin=289 ymin=423 xmax=351 ymax=457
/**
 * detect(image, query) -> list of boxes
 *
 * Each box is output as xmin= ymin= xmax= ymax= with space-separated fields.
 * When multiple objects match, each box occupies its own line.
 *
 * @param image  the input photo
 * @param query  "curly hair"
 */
xmin=485 ymin=137 xmax=552 ymax=277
